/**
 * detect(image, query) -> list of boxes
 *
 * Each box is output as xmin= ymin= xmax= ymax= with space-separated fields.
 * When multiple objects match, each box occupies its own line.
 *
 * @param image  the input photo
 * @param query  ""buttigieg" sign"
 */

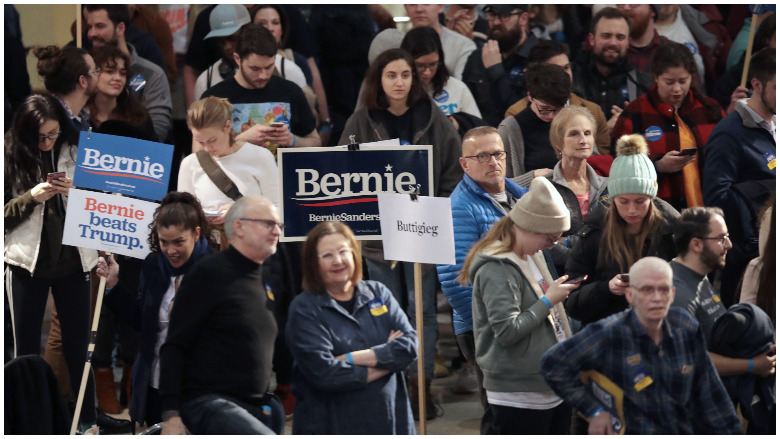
xmin=73 ymin=132 xmax=174 ymax=201
xmin=63 ymin=189 xmax=158 ymax=259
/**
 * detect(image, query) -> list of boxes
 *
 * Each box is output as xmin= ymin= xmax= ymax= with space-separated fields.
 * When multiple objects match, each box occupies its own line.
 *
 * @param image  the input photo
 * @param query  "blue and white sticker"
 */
xmin=645 ymin=126 xmax=663 ymax=142
xmin=433 ymin=90 xmax=449 ymax=103
xmin=129 ymin=75 xmax=147 ymax=92
xmin=509 ymin=66 xmax=524 ymax=80
xmin=620 ymin=85 xmax=629 ymax=100
xmin=764 ymin=151 xmax=776 ymax=170
xmin=684 ymin=41 xmax=699 ymax=56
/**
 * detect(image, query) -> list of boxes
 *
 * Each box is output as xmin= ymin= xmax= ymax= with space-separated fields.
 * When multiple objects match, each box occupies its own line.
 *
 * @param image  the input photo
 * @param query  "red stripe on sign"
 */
xmin=297 ymin=197 xmax=378 ymax=207
xmin=83 ymin=170 xmax=165 ymax=184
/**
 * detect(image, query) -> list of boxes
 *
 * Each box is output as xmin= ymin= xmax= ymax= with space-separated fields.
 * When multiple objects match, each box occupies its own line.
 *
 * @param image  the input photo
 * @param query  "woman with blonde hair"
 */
xmin=565 ymin=134 xmax=678 ymax=327
xmin=459 ymin=177 xmax=581 ymax=434
xmin=178 ymin=96 xmax=279 ymax=247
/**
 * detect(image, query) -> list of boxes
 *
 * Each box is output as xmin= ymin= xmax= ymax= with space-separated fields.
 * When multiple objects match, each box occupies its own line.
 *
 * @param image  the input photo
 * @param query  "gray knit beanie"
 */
xmin=368 ymin=29 xmax=405 ymax=64
xmin=608 ymin=134 xmax=658 ymax=198
xmin=509 ymin=177 xmax=571 ymax=234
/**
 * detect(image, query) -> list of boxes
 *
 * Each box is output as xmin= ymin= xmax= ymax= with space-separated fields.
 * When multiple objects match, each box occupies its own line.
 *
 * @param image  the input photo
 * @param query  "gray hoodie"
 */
xmin=469 ymin=243 xmax=571 ymax=393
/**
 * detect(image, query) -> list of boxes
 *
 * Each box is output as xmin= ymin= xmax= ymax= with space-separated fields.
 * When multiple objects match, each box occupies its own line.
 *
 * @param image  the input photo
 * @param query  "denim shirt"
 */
xmin=286 ymin=280 xmax=417 ymax=434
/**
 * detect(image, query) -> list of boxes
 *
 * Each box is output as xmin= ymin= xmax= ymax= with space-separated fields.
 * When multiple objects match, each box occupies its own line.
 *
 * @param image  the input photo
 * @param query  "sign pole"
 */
xmin=69 ymin=252 xmax=111 ymax=435
xmin=414 ymin=262 xmax=427 ymax=434
xmin=740 ymin=7 xmax=760 ymax=87
xmin=76 ymin=4 xmax=82 ymax=49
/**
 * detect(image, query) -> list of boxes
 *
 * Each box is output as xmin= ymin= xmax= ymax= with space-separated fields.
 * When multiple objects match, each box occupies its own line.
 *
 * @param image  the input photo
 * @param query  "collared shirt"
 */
xmin=739 ymin=98 xmax=777 ymax=141
xmin=53 ymin=94 xmax=90 ymax=132
xmin=540 ymin=307 xmax=741 ymax=435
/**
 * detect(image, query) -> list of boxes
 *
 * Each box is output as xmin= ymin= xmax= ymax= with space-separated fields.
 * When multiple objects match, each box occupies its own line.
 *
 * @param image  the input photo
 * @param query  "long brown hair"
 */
xmin=301 ymin=221 xmax=363 ymax=293
xmin=458 ymin=217 xmax=516 ymax=286
xmin=361 ymin=48 xmax=428 ymax=111
xmin=87 ymin=45 xmax=150 ymax=130
xmin=599 ymin=199 xmax=667 ymax=272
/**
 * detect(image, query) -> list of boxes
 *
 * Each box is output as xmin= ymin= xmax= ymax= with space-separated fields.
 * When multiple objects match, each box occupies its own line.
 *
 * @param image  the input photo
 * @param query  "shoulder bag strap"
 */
xmin=195 ymin=150 xmax=243 ymax=201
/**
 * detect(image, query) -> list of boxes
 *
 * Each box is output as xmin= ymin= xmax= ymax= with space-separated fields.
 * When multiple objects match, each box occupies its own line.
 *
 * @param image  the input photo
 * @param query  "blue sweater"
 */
xmin=436 ymin=174 xmax=528 ymax=335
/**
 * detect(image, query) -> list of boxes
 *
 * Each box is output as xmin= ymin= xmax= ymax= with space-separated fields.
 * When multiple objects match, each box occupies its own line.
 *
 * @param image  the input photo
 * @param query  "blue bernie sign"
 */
xmin=277 ymin=146 xmax=433 ymax=241
xmin=73 ymin=131 xmax=174 ymax=201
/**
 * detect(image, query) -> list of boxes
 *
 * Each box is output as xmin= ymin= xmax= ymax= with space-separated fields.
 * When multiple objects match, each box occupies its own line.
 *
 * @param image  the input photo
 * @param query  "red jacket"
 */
xmin=611 ymin=85 xmax=725 ymax=208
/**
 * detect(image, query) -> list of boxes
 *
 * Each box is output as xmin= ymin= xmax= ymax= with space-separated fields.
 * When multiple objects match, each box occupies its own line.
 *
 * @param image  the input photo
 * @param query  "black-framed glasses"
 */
xmin=240 ymin=218 xmax=284 ymax=231
xmin=484 ymin=10 xmax=521 ymax=22
xmin=39 ymin=131 xmax=62 ymax=142
xmin=532 ymin=100 xmax=563 ymax=116
xmin=463 ymin=151 xmax=507 ymax=163
xmin=697 ymin=234 xmax=730 ymax=247
xmin=414 ymin=60 xmax=442 ymax=72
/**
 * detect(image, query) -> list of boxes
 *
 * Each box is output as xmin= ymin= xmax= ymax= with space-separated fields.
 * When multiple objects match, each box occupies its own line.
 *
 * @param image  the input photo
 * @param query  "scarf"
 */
xmin=156 ymin=236 xmax=211 ymax=279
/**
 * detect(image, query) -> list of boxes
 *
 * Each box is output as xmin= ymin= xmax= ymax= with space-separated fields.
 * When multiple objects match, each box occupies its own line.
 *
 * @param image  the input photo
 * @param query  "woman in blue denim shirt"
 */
xmin=286 ymin=221 xmax=418 ymax=434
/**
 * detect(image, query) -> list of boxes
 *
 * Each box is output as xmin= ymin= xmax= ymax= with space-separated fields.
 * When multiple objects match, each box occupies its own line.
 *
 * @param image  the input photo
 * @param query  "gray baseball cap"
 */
xmin=205 ymin=4 xmax=251 ymax=39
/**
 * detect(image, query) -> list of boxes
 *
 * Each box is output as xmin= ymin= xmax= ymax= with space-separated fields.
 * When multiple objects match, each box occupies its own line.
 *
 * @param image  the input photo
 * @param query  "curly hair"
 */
xmin=34 ymin=45 xmax=90 ymax=96
xmin=147 ymin=192 xmax=217 ymax=252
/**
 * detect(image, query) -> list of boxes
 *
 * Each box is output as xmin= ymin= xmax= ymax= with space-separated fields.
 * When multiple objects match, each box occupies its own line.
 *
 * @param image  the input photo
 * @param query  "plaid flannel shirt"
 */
xmin=611 ymin=85 xmax=724 ymax=208
xmin=541 ymin=307 xmax=741 ymax=434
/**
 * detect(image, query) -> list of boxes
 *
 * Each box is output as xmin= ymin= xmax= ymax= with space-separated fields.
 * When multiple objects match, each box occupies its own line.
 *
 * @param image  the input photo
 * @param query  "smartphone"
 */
xmin=564 ymin=274 xmax=588 ymax=284
xmin=46 ymin=171 xmax=66 ymax=184
xmin=270 ymin=122 xmax=286 ymax=128
xmin=620 ymin=274 xmax=630 ymax=283
xmin=204 ymin=210 xmax=222 ymax=217
xmin=679 ymin=148 xmax=699 ymax=156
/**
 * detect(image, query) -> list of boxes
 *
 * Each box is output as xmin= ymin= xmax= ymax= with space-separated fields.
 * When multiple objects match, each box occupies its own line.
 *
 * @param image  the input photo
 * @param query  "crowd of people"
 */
xmin=4 ymin=3 xmax=776 ymax=435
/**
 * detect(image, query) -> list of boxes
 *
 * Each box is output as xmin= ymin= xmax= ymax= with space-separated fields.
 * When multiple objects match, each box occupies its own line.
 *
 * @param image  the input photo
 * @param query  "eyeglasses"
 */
xmin=546 ymin=232 xmax=563 ymax=245
xmin=630 ymin=285 xmax=673 ymax=297
xmin=484 ymin=10 xmax=521 ymax=22
xmin=239 ymin=218 xmax=284 ymax=231
xmin=39 ymin=131 xmax=61 ymax=142
xmin=463 ymin=151 xmax=507 ymax=163
xmin=318 ymin=247 xmax=353 ymax=264
xmin=414 ymin=60 xmax=441 ymax=72
xmin=697 ymin=234 xmax=730 ymax=247
xmin=532 ymin=100 xmax=564 ymax=116
xmin=86 ymin=67 xmax=102 ymax=76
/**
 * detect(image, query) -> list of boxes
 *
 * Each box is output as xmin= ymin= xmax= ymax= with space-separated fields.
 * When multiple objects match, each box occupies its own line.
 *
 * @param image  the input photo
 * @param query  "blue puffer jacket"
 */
xmin=436 ymin=174 xmax=528 ymax=335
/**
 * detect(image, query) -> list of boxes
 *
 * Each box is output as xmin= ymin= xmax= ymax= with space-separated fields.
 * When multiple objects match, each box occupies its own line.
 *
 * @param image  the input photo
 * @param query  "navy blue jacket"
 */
xmin=286 ymin=280 xmax=417 ymax=434
xmin=105 ymin=244 xmax=213 ymax=424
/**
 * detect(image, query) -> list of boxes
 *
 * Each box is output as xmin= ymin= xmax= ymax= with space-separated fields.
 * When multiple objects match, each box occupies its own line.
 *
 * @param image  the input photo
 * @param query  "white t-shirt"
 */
xmin=194 ymin=54 xmax=307 ymax=101
xmin=428 ymin=76 xmax=482 ymax=119
xmin=177 ymin=142 xmax=280 ymax=211
xmin=654 ymin=9 xmax=706 ymax=85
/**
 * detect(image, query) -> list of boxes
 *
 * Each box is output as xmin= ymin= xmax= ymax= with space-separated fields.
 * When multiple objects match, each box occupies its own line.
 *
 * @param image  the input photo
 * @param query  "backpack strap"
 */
xmin=195 ymin=150 xmax=243 ymax=201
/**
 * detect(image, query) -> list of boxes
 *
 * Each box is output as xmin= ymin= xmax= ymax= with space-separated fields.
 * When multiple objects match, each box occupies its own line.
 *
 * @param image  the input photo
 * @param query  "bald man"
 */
xmin=541 ymin=256 xmax=740 ymax=434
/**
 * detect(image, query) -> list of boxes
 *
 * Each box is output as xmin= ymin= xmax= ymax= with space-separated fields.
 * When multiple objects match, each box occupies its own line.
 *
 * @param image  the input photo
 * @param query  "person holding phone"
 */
xmin=4 ymin=94 xmax=100 ymax=432
xmin=565 ymin=134 xmax=679 ymax=329
xmin=178 ymin=96 xmax=279 ymax=248
xmin=458 ymin=177 xmax=580 ymax=434
xmin=95 ymin=192 xmax=216 ymax=427
xmin=611 ymin=41 xmax=724 ymax=211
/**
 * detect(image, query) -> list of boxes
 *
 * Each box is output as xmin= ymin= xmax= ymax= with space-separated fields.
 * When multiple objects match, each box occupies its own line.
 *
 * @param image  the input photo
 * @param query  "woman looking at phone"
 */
xmin=5 ymin=93 xmax=99 ymax=432
xmin=565 ymin=134 xmax=679 ymax=327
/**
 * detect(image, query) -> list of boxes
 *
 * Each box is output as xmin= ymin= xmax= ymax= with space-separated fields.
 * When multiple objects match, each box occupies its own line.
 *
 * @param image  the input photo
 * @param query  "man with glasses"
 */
xmin=670 ymin=207 xmax=777 ymax=378
xmin=498 ymin=63 xmax=569 ymax=180
xmin=461 ymin=4 xmax=538 ymax=126
xmin=541 ymin=256 xmax=741 ymax=434
xmin=437 ymin=126 xmax=528 ymax=407
xmin=159 ymin=197 xmax=282 ymax=434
